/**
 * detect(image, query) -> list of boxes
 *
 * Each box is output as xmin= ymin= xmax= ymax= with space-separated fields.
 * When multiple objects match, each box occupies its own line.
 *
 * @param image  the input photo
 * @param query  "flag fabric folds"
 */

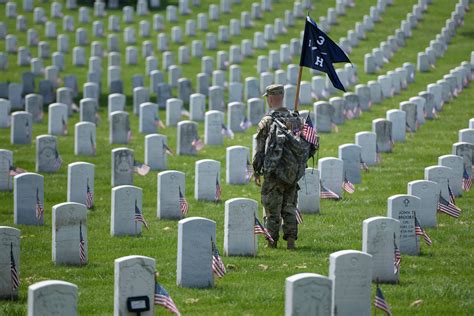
xmin=35 ymin=187 xmax=44 ymax=221
xmin=134 ymin=201 xmax=149 ymax=230
xmin=254 ymin=216 xmax=274 ymax=243
xmin=448 ymin=183 xmax=456 ymax=205
xmin=240 ymin=117 xmax=252 ymax=131
xmin=191 ymin=138 xmax=204 ymax=151
xmin=10 ymin=243 xmax=20 ymax=291
xmin=245 ymin=159 xmax=253 ymax=182
xmin=79 ymin=221 xmax=86 ymax=264
xmin=211 ymin=239 xmax=226 ymax=278
xmin=437 ymin=194 xmax=461 ymax=218
xmin=299 ymin=16 xmax=351 ymax=92
xmin=86 ymin=181 xmax=94 ymax=209
xmin=154 ymin=282 xmax=181 ymax=316
xmin=320 ymin=182 xmax=340 ymax=200
xmin=215 ymin=175 xmax=222 ymax=202
xmin=393 ymin=234 xmax=401 ymax=274
xmin=53 ymin=149 xmax=63 ymax=171
xmin=90 ymin=134 xmax=96 ymax=155
xmin=62 ymin=117 xmax=68 ymax=135
xmin=133 ymin=161 xmax=151 ymax=176
xmin=9 ymin=165 xmax=26 ymax=177
xmin=374 ymin=285 xmax=392 ymax=316
xmin=179 ymin=187 xmax=189 ymax=215
xmin=342 ymin=175 xmax=355 ymax=194
xmin=163 ymin=142 xmax=174 ymax=156
xmin=221 ymin=124 xmax=235 ymax=139
xmin=302 ymin=115 xmax=318 ymax=145
xmin=462 ymin=167 xmax=472 ymax=191
xmin=415 ymin=216 xmax=432 ymax=246
xmin=295 ymin=208 xmax=303 ymax=225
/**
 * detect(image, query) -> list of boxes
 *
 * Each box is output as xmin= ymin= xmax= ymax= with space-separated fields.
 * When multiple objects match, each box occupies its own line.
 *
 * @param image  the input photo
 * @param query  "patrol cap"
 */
xmin=262 ymin=84 xmax=284 ymax=97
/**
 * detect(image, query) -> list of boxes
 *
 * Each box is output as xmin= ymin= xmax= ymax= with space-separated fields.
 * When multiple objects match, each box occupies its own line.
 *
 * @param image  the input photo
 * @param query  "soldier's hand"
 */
xmin=254 ymin=175 xmax=261 ymax=186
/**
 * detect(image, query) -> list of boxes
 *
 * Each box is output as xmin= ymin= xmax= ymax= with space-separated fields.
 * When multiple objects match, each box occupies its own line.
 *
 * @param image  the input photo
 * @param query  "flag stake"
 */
xmin=294 ymin=66 xmax=303 ymax=112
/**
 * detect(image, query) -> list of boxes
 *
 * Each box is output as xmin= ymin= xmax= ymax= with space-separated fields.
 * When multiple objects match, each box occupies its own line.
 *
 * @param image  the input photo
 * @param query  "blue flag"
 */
xmin=299 ymin=16 xmax=351 ymax=92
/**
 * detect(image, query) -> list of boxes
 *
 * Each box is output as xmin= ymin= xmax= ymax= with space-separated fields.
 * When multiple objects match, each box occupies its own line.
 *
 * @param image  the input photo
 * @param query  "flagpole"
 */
xmin=294 ymin=66 xmax=303 ymax=112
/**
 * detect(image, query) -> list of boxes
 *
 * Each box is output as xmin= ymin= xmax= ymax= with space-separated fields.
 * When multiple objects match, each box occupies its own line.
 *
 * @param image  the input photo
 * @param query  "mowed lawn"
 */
xmin=1 ymin=0 xmax=474 ymax=315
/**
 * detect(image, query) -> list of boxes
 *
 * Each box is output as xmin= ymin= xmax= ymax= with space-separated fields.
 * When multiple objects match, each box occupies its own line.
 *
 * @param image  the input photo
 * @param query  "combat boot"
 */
xmin=287 ymin=238 xmax=296 ymax=250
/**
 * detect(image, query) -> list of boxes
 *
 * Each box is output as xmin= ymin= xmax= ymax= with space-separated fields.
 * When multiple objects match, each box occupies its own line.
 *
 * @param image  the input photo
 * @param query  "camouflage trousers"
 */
xmin=261 ymin=177 xmax=299 ymax=241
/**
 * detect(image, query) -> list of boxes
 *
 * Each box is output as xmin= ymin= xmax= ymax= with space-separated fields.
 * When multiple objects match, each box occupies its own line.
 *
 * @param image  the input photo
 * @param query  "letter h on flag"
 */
xmin=299 ymin=16 xmax=351 ymax=92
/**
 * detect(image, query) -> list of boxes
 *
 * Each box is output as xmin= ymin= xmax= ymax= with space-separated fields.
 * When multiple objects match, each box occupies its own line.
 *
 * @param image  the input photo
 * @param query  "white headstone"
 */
xmin=28 ymin=281 xmax=78 ymax=316
xmin=114 ymin=256 xmax=155 ymax=315
xmin=387 ymin=194 xmax=420 ymax=255
xmin=52 ymin=202 xmax=87 ymax=265
xmin=67 ymin=162 xmax=94 ymax=208
xmin=177 ymin=217 xmax=216 ymax=288
xmin=285 ymin=273 xmax=332 ymax=316
xmin=195 ymin=159 xmax=221 ymax=201
xmin=111 ymin=148 xmax=134 ymax=187
xmin=111 ymin=185 xmax=143 ymax=236
xmin=224 ymin=198 xmax=258 ymax=256
xmin=14 ymin=172 xmax=44 ymax=225
xmin=362 ymin=216 xmax=400 ymax=283
xmin=407 ymin=180 xmax=439 ymax=228
xmin=329 ymin=250 xmax=372 ymax=316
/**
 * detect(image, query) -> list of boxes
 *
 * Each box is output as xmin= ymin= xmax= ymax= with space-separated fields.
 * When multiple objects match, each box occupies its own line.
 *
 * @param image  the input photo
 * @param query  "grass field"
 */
xmin=1 ymin=0 xmax=474 ymax=315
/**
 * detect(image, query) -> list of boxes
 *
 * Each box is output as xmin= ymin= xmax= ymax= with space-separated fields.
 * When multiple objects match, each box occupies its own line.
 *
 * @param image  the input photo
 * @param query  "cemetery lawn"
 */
xmin=1 ymin=0 xmax=474 ymax=315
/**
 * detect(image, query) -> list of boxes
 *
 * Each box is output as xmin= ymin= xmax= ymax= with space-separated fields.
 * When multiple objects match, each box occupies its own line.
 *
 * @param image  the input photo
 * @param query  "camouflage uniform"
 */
xmin=254 ymin=107 xmax=299 ymax=242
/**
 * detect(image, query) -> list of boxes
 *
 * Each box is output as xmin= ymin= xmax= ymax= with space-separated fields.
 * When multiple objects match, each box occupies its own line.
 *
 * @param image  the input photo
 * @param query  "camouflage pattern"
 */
xmin=262 ymin=84 xmax=284 ymax=96
xmin=254 ymin=107 xmax=299 ymax=241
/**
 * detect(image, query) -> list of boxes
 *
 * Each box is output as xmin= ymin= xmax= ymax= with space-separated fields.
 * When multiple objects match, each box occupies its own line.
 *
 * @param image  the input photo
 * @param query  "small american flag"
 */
xmin=360 ymin=158 xmax=369 ymax=172
xmin=239 ymin=117 xmax=252 ymax=131
xmin=9 ymin=165 xmax=26 ymax=176
xmin=320 ymin=182 xmax=340 ymax=200
xmin=163 ymin=142 xmax=174 ymax=156
xmin=254 ymin=216 xmax=274 ymax=243
xmin=155 ymin=116 xmax=166 ymax=129
xmin=10 ymin=243 xmax=20 ymax=291
xmin=415 ymin=216 xmax=432 ymax=246
xmin=53 ymin=149 xmax=63 ymax=171
xmin=25 ymin=120 xmax=30 ymax=139
xmin=245 ymin=159 xmax=253 ymax=182
xmin=393 ymin=233 xmax=401 ymax=274
xmin=221 ymin=124 xmax=235 ymax=139
xmin=374 ymin=285 xmax=392 ymax=316
xmin=295 ymin=208 xmax=303 ymax=225
xmin=134 ymin=200 xmax=149 ymax=230
xmin=35 ymin=188 xmax=44 ymax=221
xmin=79 ymin=221 xmax=86 ymax=264
xmin=134 ymin=161 xmax=151 ymax=176
xmin=215 ymin=175 xmax=221 ymax=202
xmin=342 ymin=175 xmax=355 ymax=194
xmin=448 ymin=183 xmax=456 ymax=205
xmin=62 ymin=117 xmax=68 ymax=135
xmin=90 ymin=134 xmax=96 ymax=155
xmin=154 ymin=282 xmax=180 ymax=316
xmin=211 ymin=239 xmax=226 ymax=278
xmin=302 ymin=115 xmax=318 ymax=145
xmin=86 ymin=180 xmax=93 ymax=209
xmin=345 ymin=108 xmax=354 ymax=119
xmin=462 ymin=167 xmax=472 ymax=191
xmin=181 ymin=109 xmax=191 ymax=117
xmin=191 ymin=138 xmax=204 ymax=151
xmin=179 ymin=187 xmax=189 ymax=215
xmin=127 ymin=129 xmax=132 ymax=142
xmin=437 ymin=194 xmax=461 ymax=218
xmin=376 ymin=145 xmax=382 ymax=164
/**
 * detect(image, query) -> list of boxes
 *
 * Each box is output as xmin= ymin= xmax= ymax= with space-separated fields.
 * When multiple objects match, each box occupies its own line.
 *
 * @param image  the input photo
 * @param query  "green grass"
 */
xmin=1 ymin=0 xmax=474 ymax=315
